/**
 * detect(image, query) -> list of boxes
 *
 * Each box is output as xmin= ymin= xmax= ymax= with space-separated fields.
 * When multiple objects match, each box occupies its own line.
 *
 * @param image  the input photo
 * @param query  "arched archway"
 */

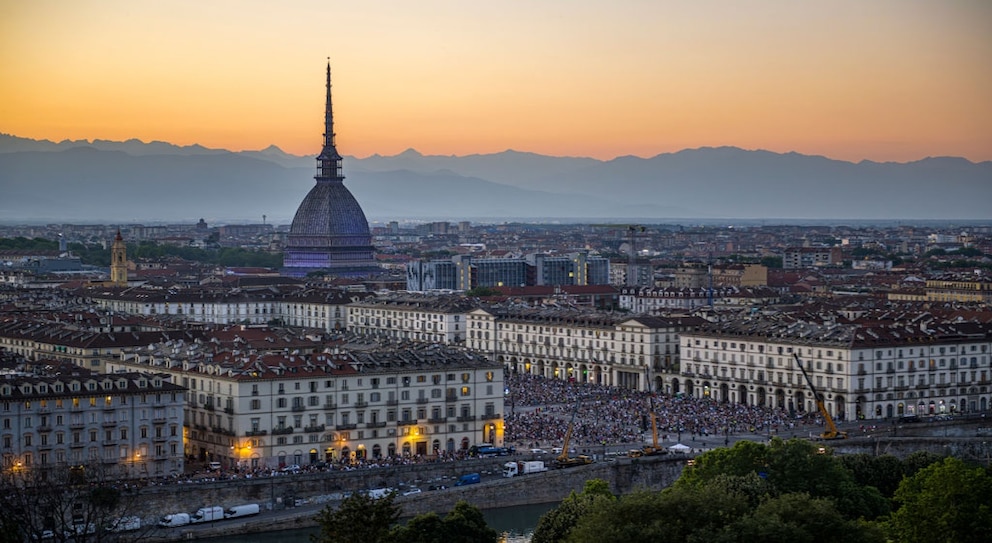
xmin=739 ymin=384 xmax=748 ymax=405
xmin=720 ymin=383 xmax=730 ymax=403
xmin=372 ymin=444 xmax=382 ymax=458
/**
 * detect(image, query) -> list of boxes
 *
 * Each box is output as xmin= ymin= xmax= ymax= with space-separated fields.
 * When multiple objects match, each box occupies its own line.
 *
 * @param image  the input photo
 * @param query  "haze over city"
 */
xmin=2 ymin=0 xmax=990 ymax=164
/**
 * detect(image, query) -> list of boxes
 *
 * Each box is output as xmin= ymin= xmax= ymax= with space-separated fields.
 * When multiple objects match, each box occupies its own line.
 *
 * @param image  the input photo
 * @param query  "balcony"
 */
xmin=427 ymin=417 xmax=447 ymax=424
xmin=224 ymin=407 xmax=234 ymax=415
xmin=386 ymin=400 xmax=398 ymax=406
xmin=445 ymin=395 xmax=458 ymax=403
xmin=481 ymin=413 xmax=501 ymax=420
xmin=271 ymin=427 xmax=294 ymax=435
xmin=101 ymin=421 xmax=117 ymax=427
xmin=323 ymin=403 xmax=337 ymax=410
xmin=353 ymin=401 xmax=368 ymax=408
xmin=365 ymin=422 xmax=386 ymax=429
xmin=291 ymin=405 xmax=306 ymax=412
xmin=245 ymin=429 xmax=267 ymax=437
xmin=415 ymin=398 xmax=428 ymax=405
xmin=456 ymin=415 xmax=476 ymax=422
xmin=304 ymin=424 xmax=326 ymax=433
xmin=203 ymin=403 xmax=215 ymax=412
xmin=396 ymin=420 xmax=418 ymax=427
xmin=335 ymin=423 xmax=357 ymax=431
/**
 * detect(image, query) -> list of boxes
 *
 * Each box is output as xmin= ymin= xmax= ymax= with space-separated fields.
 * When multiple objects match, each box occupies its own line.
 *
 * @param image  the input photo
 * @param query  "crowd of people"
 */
xmin=503 ymin=373 xmax=825 ymax=450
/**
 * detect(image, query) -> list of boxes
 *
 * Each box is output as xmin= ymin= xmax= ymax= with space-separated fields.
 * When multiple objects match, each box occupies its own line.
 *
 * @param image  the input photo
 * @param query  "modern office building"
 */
xmin=406 ymin=252 xmax=609 ymax=291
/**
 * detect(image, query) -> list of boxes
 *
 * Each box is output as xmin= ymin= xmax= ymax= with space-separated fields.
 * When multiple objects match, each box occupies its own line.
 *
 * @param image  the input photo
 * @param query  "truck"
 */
xmin=190 ymin=506 xmax=225 ymax=524
xmin=158 ymin=513 xmax=191 ymax=528
xmin=224 ymin=504 xmax=260 ymax=519
xmin=454 ymin=472 xmax=481 ymax=486
xmin=502 ymin=460 xmax=548 ymax=477
xmin=108 ymin=516 xmax=142 ymax=532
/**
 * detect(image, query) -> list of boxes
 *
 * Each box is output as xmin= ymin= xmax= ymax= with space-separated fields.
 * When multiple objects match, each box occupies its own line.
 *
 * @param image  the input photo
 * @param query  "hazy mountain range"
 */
xmin=1 ymin=133 xmax=989 ymax=225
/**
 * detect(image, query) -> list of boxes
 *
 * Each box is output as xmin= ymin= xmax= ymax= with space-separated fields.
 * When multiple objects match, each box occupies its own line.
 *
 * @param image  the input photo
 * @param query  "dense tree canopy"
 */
xmin=888 ymin=457 xmax=992 ymax=543
xmin=530 ymin=438 xmax=983 ymax=543
xmin=312 ymin=493 xmax=497 ymax=543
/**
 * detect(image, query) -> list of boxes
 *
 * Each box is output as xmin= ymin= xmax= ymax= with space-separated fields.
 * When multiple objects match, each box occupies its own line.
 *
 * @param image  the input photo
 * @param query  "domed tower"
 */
xmin=282 ymin=62 xmax=378 ymax=278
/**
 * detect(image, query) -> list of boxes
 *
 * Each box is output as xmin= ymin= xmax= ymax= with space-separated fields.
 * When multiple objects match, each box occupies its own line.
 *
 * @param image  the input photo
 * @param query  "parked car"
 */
xmin=402 ymin=488 xmax=422 ymax=496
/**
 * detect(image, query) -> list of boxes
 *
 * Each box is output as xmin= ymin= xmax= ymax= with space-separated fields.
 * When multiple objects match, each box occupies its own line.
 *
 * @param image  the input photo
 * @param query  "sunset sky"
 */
xmin=1 ymin=0 xmax=989 ymax=162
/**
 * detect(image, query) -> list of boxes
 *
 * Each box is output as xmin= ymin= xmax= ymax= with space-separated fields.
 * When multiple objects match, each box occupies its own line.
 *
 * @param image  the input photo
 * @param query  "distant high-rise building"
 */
xmin=283 ymin=63 xmax=378 ymax=278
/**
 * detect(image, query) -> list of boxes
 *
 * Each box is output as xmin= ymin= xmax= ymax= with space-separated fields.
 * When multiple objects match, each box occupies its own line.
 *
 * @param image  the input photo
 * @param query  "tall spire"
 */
xmin=316 ymin=59 xmax=344 ymax=183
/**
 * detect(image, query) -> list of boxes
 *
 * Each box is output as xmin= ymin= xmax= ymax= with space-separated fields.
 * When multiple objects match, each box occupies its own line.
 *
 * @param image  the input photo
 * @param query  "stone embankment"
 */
xmin=140 ymin=425 xmax=992 ymax=541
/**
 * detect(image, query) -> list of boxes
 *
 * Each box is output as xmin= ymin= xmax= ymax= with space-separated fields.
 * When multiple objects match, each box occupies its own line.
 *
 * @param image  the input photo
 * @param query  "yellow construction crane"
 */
xmin=793 ymin=353 xmax=848 ymax=440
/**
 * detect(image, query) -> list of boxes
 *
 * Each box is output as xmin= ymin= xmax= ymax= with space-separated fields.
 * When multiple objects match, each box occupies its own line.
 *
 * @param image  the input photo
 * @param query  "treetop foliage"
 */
xmin=532 ymin=438 xmax=990 ymax=542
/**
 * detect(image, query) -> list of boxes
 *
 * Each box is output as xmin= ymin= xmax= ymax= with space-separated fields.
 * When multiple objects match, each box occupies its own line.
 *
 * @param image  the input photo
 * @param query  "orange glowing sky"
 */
xmin=1 ymin=0 xmax=990 ymax=162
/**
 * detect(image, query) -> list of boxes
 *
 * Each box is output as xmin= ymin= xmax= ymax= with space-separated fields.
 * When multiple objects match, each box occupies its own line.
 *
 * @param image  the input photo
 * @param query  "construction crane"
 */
xmin=793 ymin=353 xmax=848 ymax=440
xmin=590 ymin=224 xmax=646 ymax=287
xmin=629 ymin=412 xmax=666 ymax=457
xmin=555 ymin=398 xmax=593 ymax=468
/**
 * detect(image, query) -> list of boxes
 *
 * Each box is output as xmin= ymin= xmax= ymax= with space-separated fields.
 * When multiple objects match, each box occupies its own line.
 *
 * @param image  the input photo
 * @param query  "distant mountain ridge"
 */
xmin=0 ymin=133 xmax=989 ymax=224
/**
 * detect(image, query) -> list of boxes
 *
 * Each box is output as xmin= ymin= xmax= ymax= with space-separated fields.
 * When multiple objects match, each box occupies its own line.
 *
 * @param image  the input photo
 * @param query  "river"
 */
xmin=198 ymin=502 xmax=558 ymax=543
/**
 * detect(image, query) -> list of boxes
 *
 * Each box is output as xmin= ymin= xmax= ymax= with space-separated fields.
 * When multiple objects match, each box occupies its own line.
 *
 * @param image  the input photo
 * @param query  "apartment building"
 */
xmin=347 ymin=293 xmax=476 ymax=345
xmin=85 ymin=286 xmax=359 ymax=331
xmin=0 ymin=320 xmax=200 ymax=372
xmin=782 ymin=247 xmax=844 ymax=269
xmin=467 ymin=305 xmax=702 ymax=392
xmin=0 ymin=372 xmax=185 ymax=477
xmin=618 ymin=286 xmax=782 ymax=313
xmin=677 ymin=319 xmax=991 ymax=421
xmin=108 ymin=342 xmax=503 ymax=469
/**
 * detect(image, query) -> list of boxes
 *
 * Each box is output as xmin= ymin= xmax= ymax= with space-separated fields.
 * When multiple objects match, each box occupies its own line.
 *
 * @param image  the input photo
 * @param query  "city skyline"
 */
xmin=2 ymin=0 xmax=990 ymax=163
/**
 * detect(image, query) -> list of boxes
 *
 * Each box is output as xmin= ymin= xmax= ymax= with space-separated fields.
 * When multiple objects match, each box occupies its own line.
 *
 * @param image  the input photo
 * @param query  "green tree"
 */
xmin=760 ymin=256 xmax=783 ymax=269
xmin=531 ymin=479 xmax=615 ymax=543
xmin=390 ymin=501 xmax=497 ymax=543
xmin=311 ymin=491 xmax=400 ymax=543
xmin=465 ymin=286 xmax=499 ymax=297
xmin=567 ymin=481 xmax=750 ymax=543
xmin=731 ymin=492 xmax=884 ymax=543
xmin=888 ymin=457 xmax=992 ymax=543
xmin=840 ymin=453 xmax=908 ymax=497
xmin=675 ymin=438 xmax=888 ymax=520
xmin=900 ymin=450 xmax=944 ymax=476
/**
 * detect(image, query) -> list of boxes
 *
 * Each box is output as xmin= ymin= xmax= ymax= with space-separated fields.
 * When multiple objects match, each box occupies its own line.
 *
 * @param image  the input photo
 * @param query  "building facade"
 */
xmin=467 ymin=306 xmax=699 ymax=392
xmin=677 ymin=320 xmax=991 ymax=422
xmin=108 ymin=343 xmax=504 ymax=469
xmin=0 ymin=372 xmax=185 ymax=477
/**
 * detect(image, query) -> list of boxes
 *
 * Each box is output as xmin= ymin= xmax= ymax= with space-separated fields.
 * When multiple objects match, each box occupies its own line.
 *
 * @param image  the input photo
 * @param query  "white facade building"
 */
xmin=677 ymin=320 xmax=991 ymax=421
